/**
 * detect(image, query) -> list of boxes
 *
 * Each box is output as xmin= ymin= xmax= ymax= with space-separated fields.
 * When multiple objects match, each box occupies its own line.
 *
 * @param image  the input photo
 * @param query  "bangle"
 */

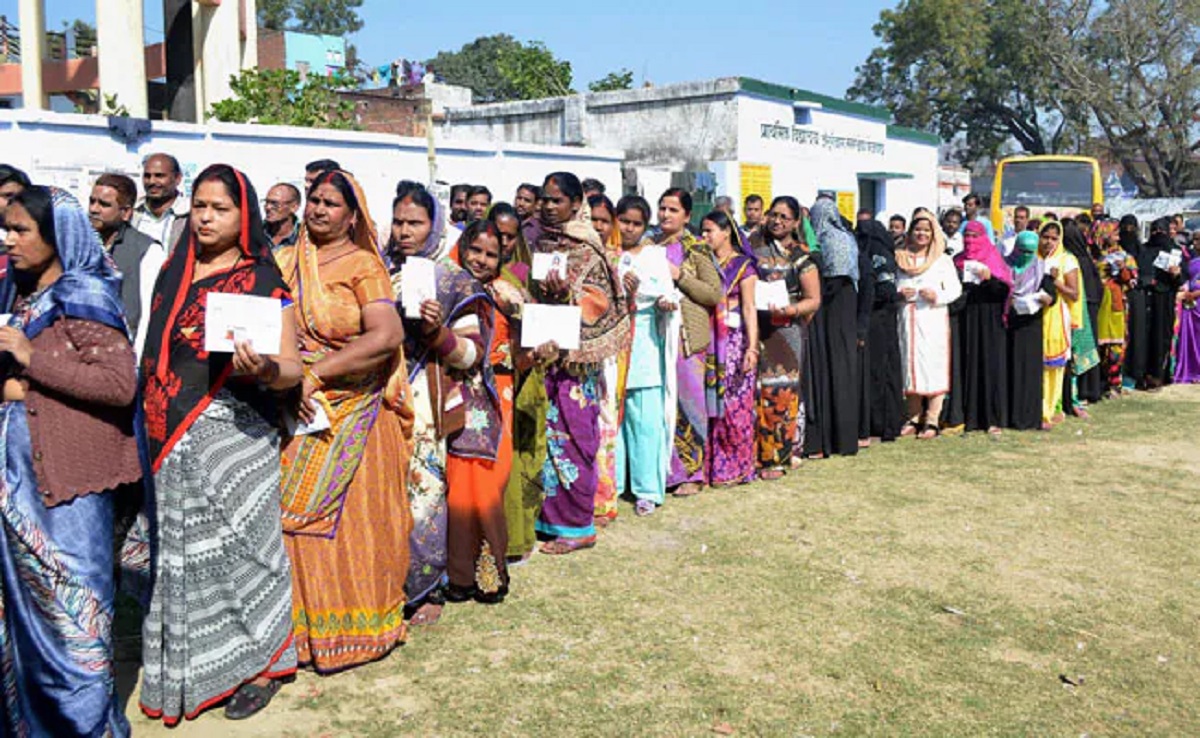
xmin=303 ymin=364 xmax=325 ymax=390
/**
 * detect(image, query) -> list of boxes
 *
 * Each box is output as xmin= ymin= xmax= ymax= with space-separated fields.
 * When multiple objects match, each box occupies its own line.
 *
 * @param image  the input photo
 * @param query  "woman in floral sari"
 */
xmin=276 ymin=170 xmax=412 ymax=673
xmin=0 ymin=187 xmax=138 ymax=737
xmin=588 ymin=193 xmax=627 ymax=525
xmin=533 ymin=172 xmax=630 ymax=553
xmin=388 ymin=182 xmax=493 ymax=623
xmin=1091 ymin=220 xmax=1137 ymax=396
xmin=701 ymin=210 xmax=759 ymax=486
xmin=753 ymin=196 xmax=821 ymax=479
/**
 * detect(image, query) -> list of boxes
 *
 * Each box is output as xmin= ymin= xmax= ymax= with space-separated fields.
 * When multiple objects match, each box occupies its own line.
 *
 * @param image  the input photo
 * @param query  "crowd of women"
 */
xmin=0 ymin=159 xmax=1197 ymax=736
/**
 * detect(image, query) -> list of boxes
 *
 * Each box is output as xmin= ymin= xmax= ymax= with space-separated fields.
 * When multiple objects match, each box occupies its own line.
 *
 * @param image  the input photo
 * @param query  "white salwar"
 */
xmin=896 ymin=254 xmax=963 ymax=396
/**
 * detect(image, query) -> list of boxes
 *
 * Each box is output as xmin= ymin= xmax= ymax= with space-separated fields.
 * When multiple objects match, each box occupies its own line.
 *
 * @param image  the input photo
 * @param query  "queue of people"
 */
xmin=0 ymin=157 xmax=1196 ymax=736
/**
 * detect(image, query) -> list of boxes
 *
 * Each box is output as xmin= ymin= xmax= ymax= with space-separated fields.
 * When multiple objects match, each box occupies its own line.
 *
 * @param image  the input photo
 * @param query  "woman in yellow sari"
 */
xmin=1038 ymin=220 xmax=1079 ymax=428
xmin=276 ymin=170 xmax=413 ymax=673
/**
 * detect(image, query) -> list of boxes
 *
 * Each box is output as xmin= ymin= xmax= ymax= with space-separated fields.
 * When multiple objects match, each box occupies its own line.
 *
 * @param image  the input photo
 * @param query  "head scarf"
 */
xmin=809 ymin=196 xmax=859 ymax=287
xmin=895 ymin=208 xmax=946 ymax=277
xmin=0 ymin=187 xmax=127 ymax=339
xmin=1009 ymin=231 xmax=1040 ymax=274
xmin=141 ymin=165 xmax=288 ymax=471
xmin=958 ymin=220 xmax=1013 ymax=292
xmin=1062 ymin=220 xmax=1101 ymax=304
xmin=1141 ymin=216 xmax=1177 ymax=275
xmin=856 ymin=218 xmax=899 ymax=306
xmin=1118 ymin=215 xmax=1141 ymax=256
xmin=1092 ymin=220 xmax=1120 ymax=254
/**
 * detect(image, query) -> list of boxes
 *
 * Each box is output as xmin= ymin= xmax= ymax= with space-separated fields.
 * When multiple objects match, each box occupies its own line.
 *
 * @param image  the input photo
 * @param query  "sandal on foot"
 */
xmin=474 ymin=583 xmax=509 ymax=605
xmin=900 ymin=421 xmax=919 ymax=438
xmin=635 ymin=499 xmax=656 ymax=516
xmin=673 ymin=483 xmax=702 ymax=497
xmin=540 ymin=536 xmax=597 ymax=555
xmin=918 ymin=424 xmax=939 ymax=440
xmin=409 ymin=601 xmax=444 ymax=626
xmin=444 ymin=582 xmax=478 ymax=603
xmin=225 ymin=679 xmax=281 ymax=720
xmin=759 ymin=468 xmax=785 ymax=481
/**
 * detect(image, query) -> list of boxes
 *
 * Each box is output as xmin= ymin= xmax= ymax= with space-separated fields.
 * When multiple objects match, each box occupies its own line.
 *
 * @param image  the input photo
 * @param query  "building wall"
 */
xmin=0 ymin=110 xmax=624 ymax=233
xmin=257 ymin=28 xmax=286 ymax=70
xmin=283 ymin=31 xmax=345 ymax=76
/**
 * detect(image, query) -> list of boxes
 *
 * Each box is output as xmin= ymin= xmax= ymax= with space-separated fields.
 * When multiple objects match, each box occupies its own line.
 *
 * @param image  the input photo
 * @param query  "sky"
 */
xmin=0 ymin=0 xmax=894 ymax=99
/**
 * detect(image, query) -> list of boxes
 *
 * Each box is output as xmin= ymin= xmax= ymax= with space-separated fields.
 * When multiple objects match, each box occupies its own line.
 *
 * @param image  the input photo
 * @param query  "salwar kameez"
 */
xmin=617 ymin=279 xmax=672 ymax=505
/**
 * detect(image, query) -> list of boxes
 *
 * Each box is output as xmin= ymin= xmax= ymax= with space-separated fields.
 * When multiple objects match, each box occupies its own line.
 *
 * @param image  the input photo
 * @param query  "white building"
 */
xmin=443 ymin=77 xmax=941 ymax=221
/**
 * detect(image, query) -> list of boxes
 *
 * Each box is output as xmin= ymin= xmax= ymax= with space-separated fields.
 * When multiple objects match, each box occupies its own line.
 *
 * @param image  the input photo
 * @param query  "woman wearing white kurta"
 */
xmin=895 ymin=208 xmax=963 ymax=439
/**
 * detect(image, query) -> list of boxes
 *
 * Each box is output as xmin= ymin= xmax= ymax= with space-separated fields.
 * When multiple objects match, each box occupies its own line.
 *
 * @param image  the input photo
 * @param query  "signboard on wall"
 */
xmin=740 ymin=163 xmax=772 ymax=206
xmin=836 ymin=191 xmax=857 ymax=223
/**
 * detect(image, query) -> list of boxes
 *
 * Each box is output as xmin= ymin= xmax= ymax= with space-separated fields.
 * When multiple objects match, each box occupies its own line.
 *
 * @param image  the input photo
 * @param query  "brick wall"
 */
xmin=339 ymin=89 xmax=430 ymax=137
xmin=257 ymin=28 xmax=285 ymax=70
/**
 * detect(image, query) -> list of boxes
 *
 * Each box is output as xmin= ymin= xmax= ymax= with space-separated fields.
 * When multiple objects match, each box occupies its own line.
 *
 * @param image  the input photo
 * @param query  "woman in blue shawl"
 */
xmin=0 ymin=187 xmax=138 ymax=737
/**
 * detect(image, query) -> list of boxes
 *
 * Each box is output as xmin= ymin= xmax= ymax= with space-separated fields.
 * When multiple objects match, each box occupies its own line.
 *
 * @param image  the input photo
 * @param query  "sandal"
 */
xmin=673 ymin=483 xmax=702 ymax=497
xmin=987 ymin=426 xmax=1003 ymax=440
xmin=407 ymin=590 xmax=445 ymax=626
xmin=443 ymin=582 xmax=478 ymax=603
xmin=635 ymin=499 xmax=656 ymax=517
xmin=225 ymin=679 xmax=282 ymax=720
xmin=900 ymin=421 xmax=919 ymax=438
xmin=474 ymin=583 xmax=509 ymax=605
xmin=759 ymin=468 xmax=784 ymax=481
xmin=918 ymin=423 xmax=939 ymax=440
xmin=539 ymin=536 xmax=597 ymax=555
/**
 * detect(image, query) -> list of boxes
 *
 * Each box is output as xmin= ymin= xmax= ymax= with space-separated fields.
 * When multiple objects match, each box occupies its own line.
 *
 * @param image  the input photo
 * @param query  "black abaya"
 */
xmin=803 ymin=276 xmax=860 ymax=457
xmin=1006 ymin=310 xmax=1043 ymax=430
xmin=960 ymin=279 xmax=1010 ymax=431
xmin=1124 ymin=287 xmax=1149 ymax=382
xmin=940 ymin=289 xmax=967 ymax=428
xmin=868 ymin=304 xmax=904 ymax=439
xmin=1076 ymin=302 xmax=1104 ymax=403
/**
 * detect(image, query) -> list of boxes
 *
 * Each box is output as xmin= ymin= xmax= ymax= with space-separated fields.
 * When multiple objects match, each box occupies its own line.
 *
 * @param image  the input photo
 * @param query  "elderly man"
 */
xmin=264 ymin=182 xmax=302 ymax=250
xmin=713 ymin=195 xmax=735 ymax=220
xmin=89 ymin=172 xmax=167 ymax=356
xmin=132 ymin=153 xmax=189 ymax=252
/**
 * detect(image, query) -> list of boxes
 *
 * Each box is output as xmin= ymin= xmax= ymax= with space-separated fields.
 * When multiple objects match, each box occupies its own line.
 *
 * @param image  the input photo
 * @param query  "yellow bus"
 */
xmin=990 ymin=155 xmax=1103 ymax=234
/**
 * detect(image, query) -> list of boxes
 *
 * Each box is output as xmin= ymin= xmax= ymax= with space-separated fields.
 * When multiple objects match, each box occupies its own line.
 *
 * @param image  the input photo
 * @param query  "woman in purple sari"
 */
xmin=1173 ymin=243 xmax=1200 ymax=384
xmin=532 ymin=173 xmax=630 ymax=554
xmin=701 ymin=211 xmax=759 ymax=486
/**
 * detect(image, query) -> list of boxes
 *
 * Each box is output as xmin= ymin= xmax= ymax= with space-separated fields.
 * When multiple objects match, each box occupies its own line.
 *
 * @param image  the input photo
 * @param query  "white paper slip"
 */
xmin=400 ymin=257 xmax=438 ymax=319
xmin=962 ymin=259 xmax=987 ymax=284
xmin=531 ymin=252 xmax=568 ymax=281
xmin=1153 ymin=251 xmax=1170 ymax=270
xmin=284 ymin=402 xmax=332 ymax=436
xmin=520 ymin=304 xmax=582 ymax=350
xmin=204 ymin=293 xmax=282 ymax=355
xmin=0 ymin=314 xmax=11 ymax=326
xmin=633 ymin=249 xmax=674 ymax=297
xmin=1013 ymin=292 xmax=1045 ymax=316
xmin=754 ymin=279 xmax=790 ymax=311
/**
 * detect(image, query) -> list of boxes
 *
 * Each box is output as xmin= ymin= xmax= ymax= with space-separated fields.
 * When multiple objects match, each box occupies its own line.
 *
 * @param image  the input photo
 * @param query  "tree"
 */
xmin=849 ymin=0 xmax=1200 ymax=195
xmin=290 ymin=0 xmax=364 ymax=36
xmin=847 ymin=0 xmax=1076 ymax=163
xmin=496 ymin=41 xmax=573 ymax=100
xmin=257 ymin=0 xmax=363 ymax=36
xmin=257 ymin=0 xmax=293 ymax=30
xmin=427 ymin=35 xmax=574 ymax=102
xmin=209 ymin=68 xmax=358 ymax=130
xmin=1044 ymin=0 xmax=1200 ymax=196
xmin=589 ymin=69 xmax=634 ymax=93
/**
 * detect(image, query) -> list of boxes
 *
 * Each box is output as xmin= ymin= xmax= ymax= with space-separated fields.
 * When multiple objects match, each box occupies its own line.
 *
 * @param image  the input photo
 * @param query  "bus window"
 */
xmin=999 ymin=161 xmax=1095 ymax=207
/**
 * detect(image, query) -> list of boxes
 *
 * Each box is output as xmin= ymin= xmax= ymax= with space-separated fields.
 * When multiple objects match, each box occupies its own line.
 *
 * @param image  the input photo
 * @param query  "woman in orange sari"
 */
xmin=276 ymin=170 xmax=412 ymax=673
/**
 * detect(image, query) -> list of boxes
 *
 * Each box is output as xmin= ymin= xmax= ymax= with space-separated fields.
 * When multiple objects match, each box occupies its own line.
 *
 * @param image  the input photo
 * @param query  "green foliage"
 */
xmin=588 ymin=69 xmax=634 ymax=93
xmin=257 ymin=0 xmax=293 ymax=30
xmin=850 ymin=0 xmax=1200 ymax=194
xmin=257 ymin=0 xmax=363 ymax=36
xmin=496 ymin=41 xmax=573 ymax=100
xmin=101 ymin=93 xmax=129 ymax=117
xmin=209 ymin=68 xmax=358 ymax=130
xmin=427 ymin=34 xmax=574 ymax=102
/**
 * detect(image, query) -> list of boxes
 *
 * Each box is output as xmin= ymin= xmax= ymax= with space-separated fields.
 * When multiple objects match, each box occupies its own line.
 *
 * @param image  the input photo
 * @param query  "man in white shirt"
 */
xmin=89 ymin=173 xmax=168 ymax=357
xmin=1000 ymin=205 xmax=1030 ymax=258
xmin=131 ymin=153 xmax=189 ymax=252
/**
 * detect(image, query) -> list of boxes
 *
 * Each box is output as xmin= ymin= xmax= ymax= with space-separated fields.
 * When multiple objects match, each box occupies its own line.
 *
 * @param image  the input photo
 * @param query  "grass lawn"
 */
xmin=121 ymin=385 xmax=1200 ymax=737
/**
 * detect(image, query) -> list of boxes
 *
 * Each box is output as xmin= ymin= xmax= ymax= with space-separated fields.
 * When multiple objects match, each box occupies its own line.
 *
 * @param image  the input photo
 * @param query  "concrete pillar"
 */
xmin=96 ymin=0 xmax=148 ymax=117
xmin=162 ymin=0 xmax=196 ymax=121
xmin=240 ymin=0 xmax=257 ymax=70
xmin=193 ymin=0 xmax=241 ymax=120
xmin=17 ymin=0 xmax=47 ymax=110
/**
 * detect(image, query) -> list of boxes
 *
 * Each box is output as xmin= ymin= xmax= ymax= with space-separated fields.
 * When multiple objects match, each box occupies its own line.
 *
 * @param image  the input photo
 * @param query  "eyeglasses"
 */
xmin=262 ymin=199 xmax=296 ymax=211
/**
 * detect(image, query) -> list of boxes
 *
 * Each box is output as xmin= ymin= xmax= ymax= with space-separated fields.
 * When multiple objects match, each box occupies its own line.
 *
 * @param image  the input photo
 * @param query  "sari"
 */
xmin=389 ymin=199 xmax=496 ymax=603
xmin=277 ymin=171 xmax=414 ymax=673
xmin=1039 ymin=221 xmax=1078 ymax=422
xmin=532 ymin=205 xmax=629 ymax=540
xmin=709 ymin=243 xmax=757 ymax=485
xmin=0 ymin=188 xmax=132 ymax=737
xmin=753 ymin=232 xmax=816 ymax=471
xmin=1091 ymin=221 xmax=1136 ymax=393
xmin=140 ymin=168 xmax=297 ymax=722
xmin=595 ymin=225 xmax=628 ymax=523
xmin=1174 ymin=255 xmax=1200 ymax=383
